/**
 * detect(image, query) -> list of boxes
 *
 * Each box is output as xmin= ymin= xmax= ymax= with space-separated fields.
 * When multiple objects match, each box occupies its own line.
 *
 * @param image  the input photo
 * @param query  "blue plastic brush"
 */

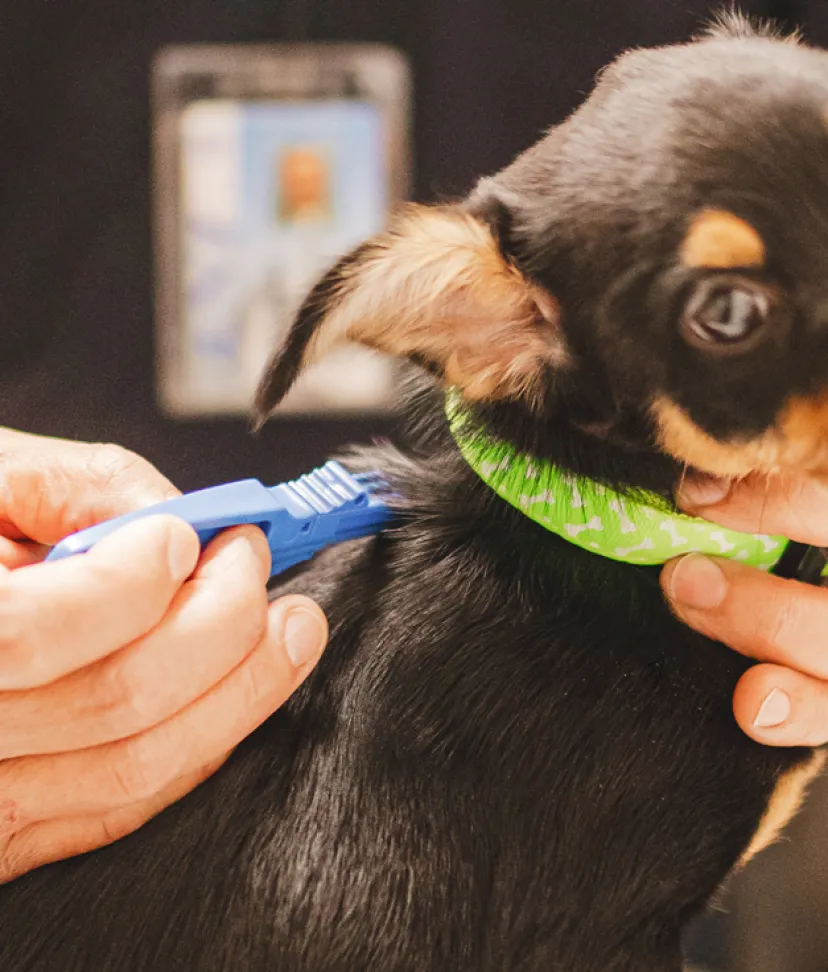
xmin=46 ymin=461 xmax=394 ymax=577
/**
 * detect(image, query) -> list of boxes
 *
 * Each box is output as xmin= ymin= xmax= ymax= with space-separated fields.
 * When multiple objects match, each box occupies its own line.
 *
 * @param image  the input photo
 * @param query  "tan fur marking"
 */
xmin=652 ymin=395 xmax=828 ymax=477
xmin=652 ymin=397 xmax=773 ymax=477
xmin=302 ymin=206 xmax=564 ymax=407
xmin=738 ymin=750 xmax=826 ymax=868
xmin=680 ymin=210 xmax=765 ymax=269
xmin=776 ymin=393 xmax=828 ymax=472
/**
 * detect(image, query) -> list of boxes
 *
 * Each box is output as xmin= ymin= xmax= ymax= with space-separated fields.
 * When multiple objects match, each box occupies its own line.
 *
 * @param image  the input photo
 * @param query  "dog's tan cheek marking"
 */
xmin=653 ymin=394 xmax=828 ymax=478
xmin=775 ymin=393 xmax=828 ymax=473
xmin=651 ymin=397 xmax=773 ymax=477
xmin=301 ymin=206 xmax=565 ymax=407
xmin=680 ymin=210 xmax=766 ymax=269
xmin=737 ymin=750 xmax=826 ymax=869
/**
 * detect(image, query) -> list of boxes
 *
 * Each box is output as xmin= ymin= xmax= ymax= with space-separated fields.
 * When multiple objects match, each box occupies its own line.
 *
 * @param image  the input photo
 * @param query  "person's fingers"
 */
xmin=0 ymin=437 xmax=179 ymax=545
xmin=0 ymin=754 xmax=228 ymax=884
xmin=0 ymin=595 xmax=327 ymax=831
xmin=732 ymin=663 xmax=828 ymax=747
xmin=0 ymin=515 xmax=200 ymax=690
xmin=677 ymin=472 xmax=828 ymax=545
xmin=661 ymin=554 xmax=828 ymax=678
xmin=0 ymin=526 xmax=271 ymax=758
xmin=0 ymin=540 xmax=48 ymax=570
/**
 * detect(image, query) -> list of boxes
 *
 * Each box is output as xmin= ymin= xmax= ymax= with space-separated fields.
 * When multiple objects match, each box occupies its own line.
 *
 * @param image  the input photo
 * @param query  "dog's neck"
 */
xmin=446 ymin=393 xmax=786 ymax=571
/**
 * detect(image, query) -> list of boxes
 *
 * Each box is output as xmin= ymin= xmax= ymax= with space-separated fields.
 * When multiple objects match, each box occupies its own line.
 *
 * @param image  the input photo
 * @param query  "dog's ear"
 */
xmin=253 ymin=203 xmax=565 ymax=424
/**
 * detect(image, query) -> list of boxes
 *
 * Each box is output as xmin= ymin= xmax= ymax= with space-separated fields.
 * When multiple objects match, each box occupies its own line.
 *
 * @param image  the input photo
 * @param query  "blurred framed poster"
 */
xmin=152 ymin=45 xmax=411 ymax=417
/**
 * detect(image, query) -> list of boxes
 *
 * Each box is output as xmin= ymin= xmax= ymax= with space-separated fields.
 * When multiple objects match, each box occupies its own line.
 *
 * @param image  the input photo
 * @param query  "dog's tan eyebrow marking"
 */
xmin=680 ymin=210 xmax=765 ymax=269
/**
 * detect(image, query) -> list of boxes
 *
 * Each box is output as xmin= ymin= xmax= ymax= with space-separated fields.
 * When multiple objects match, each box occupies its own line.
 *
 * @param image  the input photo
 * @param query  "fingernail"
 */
xmin=753 ymin=688 xmax=791 ymax=729
xmin=167 ymin=525 xmax=199 ymax=582
xmin=678 ymin=476 xmax=731 ymax=509
xmin=283 ymin=608 xmax=326 ymax=669
xmin=667 ymin=554 xmax=729 ymax=610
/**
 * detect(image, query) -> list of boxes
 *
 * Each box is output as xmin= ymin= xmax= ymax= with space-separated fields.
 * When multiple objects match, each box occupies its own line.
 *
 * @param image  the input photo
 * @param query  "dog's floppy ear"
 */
xmin=253 ymin=203 xmax=564 ymax=424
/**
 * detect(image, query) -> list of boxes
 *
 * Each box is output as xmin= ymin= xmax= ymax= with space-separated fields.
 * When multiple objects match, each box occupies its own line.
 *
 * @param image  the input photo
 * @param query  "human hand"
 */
xmin=0 ymin=430 xmax=327 ymax=882
xmin=661 ymin=473 xmax=828 ymax=748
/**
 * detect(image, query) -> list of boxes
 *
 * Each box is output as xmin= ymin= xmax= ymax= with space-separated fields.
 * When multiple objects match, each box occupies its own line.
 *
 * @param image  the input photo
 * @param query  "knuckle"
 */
xmin=238 ymin=639 xmax=285 ymax=713
xmin=109 ymin=737 xmax=170 ymax=803
xmin=94 ymin=660 xmax=158 ymax=735
xmin=0 ymin=461 xmax=52 ymax=529
xmin=736 ymin=579 xmax=803 ymax=663
xmin=761 ymin=582 xmax=828 ymax=676
xmin=0 ymin=841 xmax=31 ymax=885
xmin=237 ymin=656 xmax=272 ymax=714
xmin=97 ymin=812 xmax=135 ymax=847
xmin=763 ymin=587 xmax=799 ymax=653
xmin=234 ymin=585 xmax=270 ymax=646
xmin=0 ymin=611 xmax=24 ymax=656
xmin=0 ymin=797 xmax=22 ymax=842
xmin=0 ymin=612 xmax=48 ymax=687
xmin=217 ymin=589 xmax=269 ymax=662
xmin=94 ymin=443 xmax=140 ymax=478
xmin=93 ymin=445 xmax=162 ymax=495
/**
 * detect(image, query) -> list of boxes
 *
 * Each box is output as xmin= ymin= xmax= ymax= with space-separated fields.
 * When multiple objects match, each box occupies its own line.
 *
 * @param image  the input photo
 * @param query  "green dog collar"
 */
xmin=446 ymin=396 xmax=788 ymax=571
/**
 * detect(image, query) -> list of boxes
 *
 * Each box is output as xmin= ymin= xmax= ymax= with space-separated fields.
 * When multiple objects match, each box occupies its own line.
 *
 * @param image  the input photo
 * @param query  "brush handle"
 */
xmin=45 ymin=462 xmax=393 ymax=578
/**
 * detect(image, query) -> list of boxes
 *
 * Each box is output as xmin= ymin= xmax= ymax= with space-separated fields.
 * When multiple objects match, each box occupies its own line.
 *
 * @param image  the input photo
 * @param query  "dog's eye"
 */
xmin=681 ymin=282 xmax=771 ymax=350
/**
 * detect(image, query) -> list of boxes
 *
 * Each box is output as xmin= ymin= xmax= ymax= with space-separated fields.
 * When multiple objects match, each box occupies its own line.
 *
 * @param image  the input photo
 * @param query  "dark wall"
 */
xmin=3 ymin=3 xmax=828 ymax=968
xmin=0 ymin=0 xmax=783 ymax=492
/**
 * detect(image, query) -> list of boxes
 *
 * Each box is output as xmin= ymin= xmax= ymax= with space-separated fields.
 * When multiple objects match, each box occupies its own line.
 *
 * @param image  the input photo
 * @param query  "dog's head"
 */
xmin=255 ymin=14 xmax=828 ymax=482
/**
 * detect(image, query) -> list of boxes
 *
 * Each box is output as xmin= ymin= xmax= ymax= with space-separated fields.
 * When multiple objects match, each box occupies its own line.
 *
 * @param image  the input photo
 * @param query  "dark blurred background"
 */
xmin=3 ymin=1 xmax=828 ymax=968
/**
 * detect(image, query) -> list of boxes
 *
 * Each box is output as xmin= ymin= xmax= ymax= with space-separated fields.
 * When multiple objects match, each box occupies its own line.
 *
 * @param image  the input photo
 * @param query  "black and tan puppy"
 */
xmin=1 ymin=13 xmax=826 ymax=972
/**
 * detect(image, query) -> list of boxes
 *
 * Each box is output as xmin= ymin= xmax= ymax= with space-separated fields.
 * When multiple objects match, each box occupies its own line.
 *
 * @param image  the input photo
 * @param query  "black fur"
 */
xmin=0 ymin=15 xmax=821 ymax=972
